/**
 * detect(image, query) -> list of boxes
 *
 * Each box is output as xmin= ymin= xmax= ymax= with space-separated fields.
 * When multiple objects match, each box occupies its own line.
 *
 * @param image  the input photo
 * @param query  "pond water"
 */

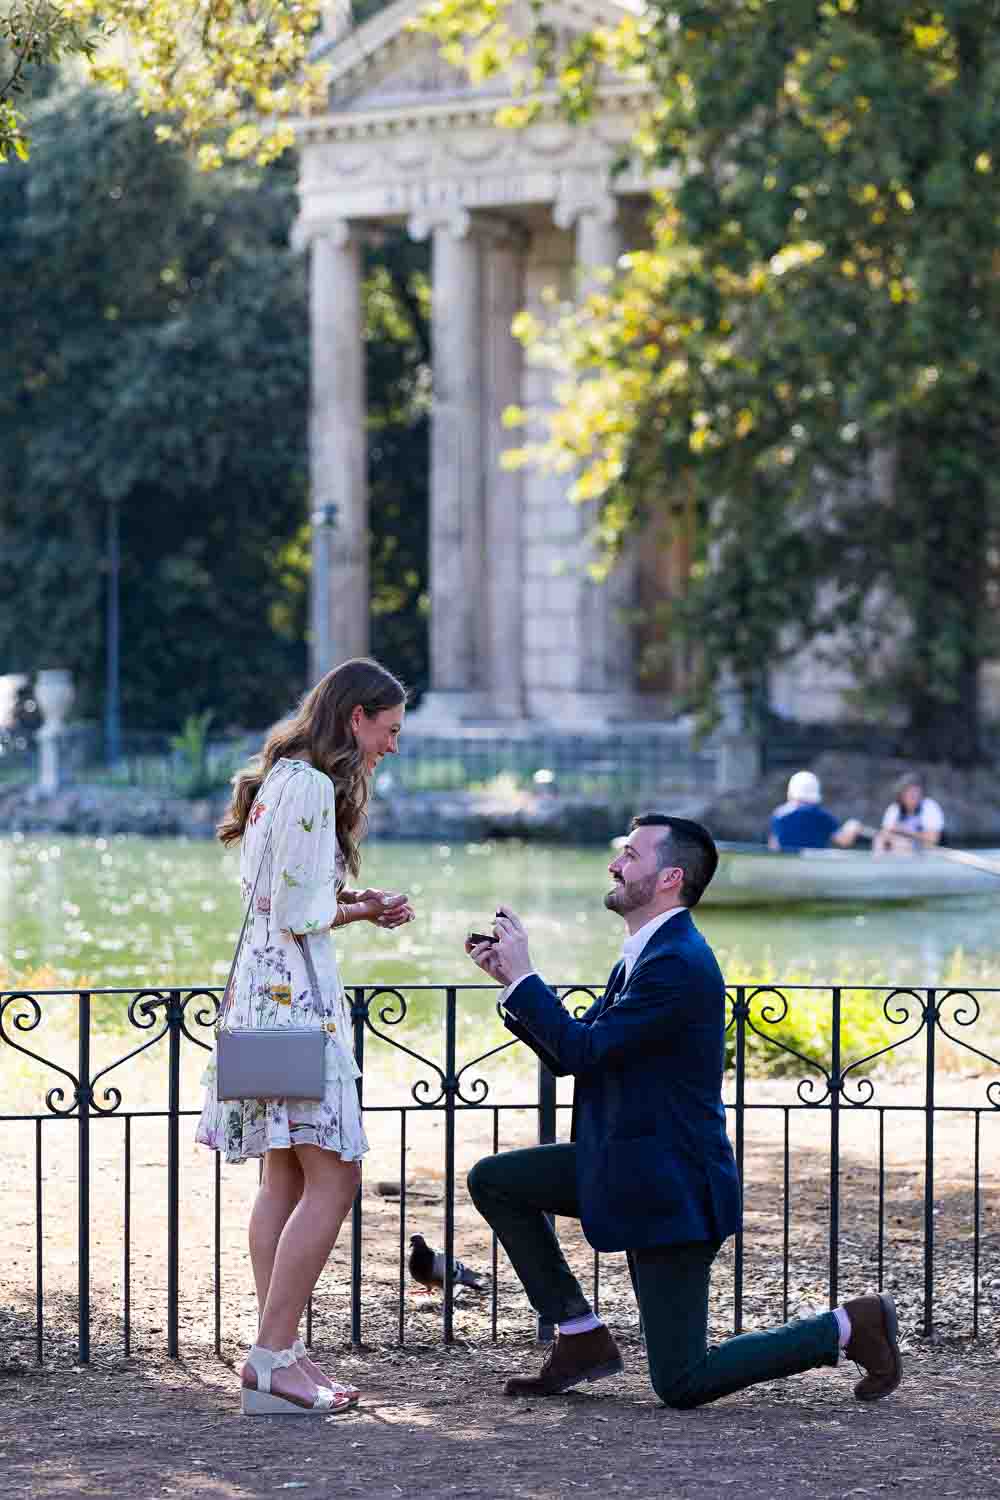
xmin=2 ymin=833 xmax=999 ymax=995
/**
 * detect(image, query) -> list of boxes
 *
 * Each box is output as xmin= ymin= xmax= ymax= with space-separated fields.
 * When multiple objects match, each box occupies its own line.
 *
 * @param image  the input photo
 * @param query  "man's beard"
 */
xmin=604 ymin=872 xmax=659 ymax=915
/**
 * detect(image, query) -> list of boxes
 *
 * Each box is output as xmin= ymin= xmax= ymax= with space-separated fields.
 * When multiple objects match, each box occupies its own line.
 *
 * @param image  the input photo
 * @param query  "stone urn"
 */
xmin=36 ymin=668 xmax=75 ymax=795
xmin=0 ymin=673 xmax=28 ymax=729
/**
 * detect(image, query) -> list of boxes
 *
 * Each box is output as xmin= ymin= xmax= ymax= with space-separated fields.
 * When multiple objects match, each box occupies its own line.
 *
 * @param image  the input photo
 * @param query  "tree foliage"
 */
xmin=1 ymin=78 xmax=430 ymax=729
xmin=0 ymin=0 xmax=335 ymax=166
xmin=423 ymin=0 xmax=1000 ymax=760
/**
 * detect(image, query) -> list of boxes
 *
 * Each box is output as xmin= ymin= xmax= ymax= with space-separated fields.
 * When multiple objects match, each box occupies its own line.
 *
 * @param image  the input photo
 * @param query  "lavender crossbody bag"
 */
xmin=215 ymin=768 xmax=327 ymax=1102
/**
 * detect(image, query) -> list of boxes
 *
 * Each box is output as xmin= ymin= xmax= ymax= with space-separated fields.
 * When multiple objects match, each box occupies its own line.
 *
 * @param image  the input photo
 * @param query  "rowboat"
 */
xmin=703 ymin=844 xmax=1000 ymax=907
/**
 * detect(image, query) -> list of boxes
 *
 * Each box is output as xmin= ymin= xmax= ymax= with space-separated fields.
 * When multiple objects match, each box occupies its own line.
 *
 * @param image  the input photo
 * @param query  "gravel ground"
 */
xmin=5 ymin=1069 xmax=1000 ymax=1498
xmin=4 ymin=1335 xmax=1000 ymax=1500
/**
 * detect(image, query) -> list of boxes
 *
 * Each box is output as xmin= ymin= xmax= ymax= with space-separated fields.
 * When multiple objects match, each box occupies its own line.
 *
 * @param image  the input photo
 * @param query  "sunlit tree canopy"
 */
xmin=1 ymin=1 xmax=340 ymax=165
xmin=420 ymin=0 xmax=1000 ymax=760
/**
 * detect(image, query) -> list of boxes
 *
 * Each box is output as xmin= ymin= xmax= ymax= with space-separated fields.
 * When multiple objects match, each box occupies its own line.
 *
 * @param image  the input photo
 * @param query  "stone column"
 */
xmin=483 ymin=223 xmax=527 ymax=720
xmin=554 ymin=192 xmax=638 ymax=719
xmin=409 ymin=208 xmax=488 ymax=721
xmin=302 ymin=218 xmax=369 ymax=682
xmin=572 ymin=198 xmax=622 ymax=293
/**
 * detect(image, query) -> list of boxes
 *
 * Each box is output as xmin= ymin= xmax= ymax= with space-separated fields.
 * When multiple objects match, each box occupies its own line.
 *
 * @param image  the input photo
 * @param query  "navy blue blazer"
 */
xmin=501 ymin=909 xmax=742 ymax=1254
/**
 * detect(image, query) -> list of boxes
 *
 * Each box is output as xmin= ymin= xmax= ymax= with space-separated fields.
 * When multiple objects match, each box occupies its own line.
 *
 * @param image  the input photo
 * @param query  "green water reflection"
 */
xmin=2 ymin=833 xmax=999 ymax=997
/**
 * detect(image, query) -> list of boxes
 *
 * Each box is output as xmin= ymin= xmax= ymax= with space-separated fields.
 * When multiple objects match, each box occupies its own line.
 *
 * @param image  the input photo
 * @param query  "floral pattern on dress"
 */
xmin=196 ymin=757 xmax=368 ymax=1166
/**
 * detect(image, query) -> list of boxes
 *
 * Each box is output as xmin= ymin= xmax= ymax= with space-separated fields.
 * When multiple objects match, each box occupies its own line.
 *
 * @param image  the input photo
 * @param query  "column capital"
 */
xmin=291 ymin=214 xmax=357 ymax=253
xmin=553 ymin=191 xmax=619 ymax=232
xmin=407 ymin=206 xmax=472 ymax=242
xmin=410 ymin=208 xmax=530 ymax=249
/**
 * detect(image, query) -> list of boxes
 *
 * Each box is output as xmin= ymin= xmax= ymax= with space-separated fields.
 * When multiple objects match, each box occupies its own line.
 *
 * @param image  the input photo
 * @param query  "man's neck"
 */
xmin=622 ymin=903 xmax=685 ymax=938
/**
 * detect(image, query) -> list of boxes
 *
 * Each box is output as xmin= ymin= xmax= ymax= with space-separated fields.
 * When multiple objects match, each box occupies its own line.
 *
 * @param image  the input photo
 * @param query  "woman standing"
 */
xmin=198 ymin=658 xmax=413 ymax=1415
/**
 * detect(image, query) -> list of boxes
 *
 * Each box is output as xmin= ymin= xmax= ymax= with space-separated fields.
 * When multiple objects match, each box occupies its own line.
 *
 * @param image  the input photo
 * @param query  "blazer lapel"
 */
xmin=596 ymin=959 xmax=626 ymax=1017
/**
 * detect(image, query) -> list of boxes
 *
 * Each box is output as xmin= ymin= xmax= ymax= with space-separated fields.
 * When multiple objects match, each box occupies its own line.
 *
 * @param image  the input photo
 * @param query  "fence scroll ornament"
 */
xmin=3 ymin=980 xmax=999 ymax=1363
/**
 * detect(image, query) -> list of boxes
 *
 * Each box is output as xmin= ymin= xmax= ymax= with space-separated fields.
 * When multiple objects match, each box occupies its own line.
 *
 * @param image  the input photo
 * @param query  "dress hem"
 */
xmin=196 ymin=1133 xmax=369 ymax=1166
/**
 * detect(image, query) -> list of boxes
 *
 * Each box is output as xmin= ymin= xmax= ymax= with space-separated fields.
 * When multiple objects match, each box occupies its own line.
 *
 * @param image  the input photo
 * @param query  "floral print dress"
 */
xmin=196 ymin=757 xmax=369 ymax=1165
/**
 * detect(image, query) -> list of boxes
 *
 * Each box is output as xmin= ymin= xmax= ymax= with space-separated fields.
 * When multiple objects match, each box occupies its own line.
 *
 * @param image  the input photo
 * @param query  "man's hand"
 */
xmin=464 ymin=906 xmax=532 ymax=987
xmin=465 ymin=934 xmax=508 ymax=984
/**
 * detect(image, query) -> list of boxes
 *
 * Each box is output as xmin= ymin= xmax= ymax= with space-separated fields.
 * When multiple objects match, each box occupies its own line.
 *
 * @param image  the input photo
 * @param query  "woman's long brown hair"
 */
xmin=217 ymin=658 xmax=407 ymax=877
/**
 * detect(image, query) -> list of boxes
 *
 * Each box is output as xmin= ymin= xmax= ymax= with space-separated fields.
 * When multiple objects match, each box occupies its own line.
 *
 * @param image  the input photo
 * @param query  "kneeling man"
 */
xmin=466 ymin=815 xmax=901 ymax=1409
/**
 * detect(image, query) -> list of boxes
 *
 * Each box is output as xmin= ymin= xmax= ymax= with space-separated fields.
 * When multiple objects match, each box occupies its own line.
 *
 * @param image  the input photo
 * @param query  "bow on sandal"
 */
xmin=292 ymin=1338 xmax=360 ymax=1405
xmin=240 ymin=1344 xmax=353 ymax=1416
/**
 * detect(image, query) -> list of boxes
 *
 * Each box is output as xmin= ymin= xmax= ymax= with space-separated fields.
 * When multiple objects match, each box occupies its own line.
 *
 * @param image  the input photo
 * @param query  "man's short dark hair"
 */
xmin=631 ymin=814 xmax=719 ymax=907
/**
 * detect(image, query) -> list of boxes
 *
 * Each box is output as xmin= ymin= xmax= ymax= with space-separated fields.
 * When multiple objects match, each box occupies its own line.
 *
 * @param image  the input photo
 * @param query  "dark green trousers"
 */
xmin=468 ymin=1142 xmax=839 ymax=1409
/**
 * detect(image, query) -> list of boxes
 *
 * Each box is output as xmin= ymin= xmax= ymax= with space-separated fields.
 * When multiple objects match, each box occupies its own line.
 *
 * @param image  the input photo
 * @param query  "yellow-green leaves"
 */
xmin=2 ymin=0 xmax=110 ymax=162
xmin=2 ymin=1 xmax=328 ymax=167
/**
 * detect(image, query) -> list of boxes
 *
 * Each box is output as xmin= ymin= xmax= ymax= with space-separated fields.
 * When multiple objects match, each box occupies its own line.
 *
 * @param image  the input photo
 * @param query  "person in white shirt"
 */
xmin=874 ymin=773 xmax=944 ymax=854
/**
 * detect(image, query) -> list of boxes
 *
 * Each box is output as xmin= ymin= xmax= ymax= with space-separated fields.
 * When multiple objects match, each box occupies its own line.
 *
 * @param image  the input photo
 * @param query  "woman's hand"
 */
xmin=356 ymin=889 xmax=415 ymax=928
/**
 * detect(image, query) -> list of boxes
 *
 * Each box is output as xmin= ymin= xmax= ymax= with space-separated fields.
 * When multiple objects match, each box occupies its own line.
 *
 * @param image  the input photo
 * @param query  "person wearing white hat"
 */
xmin=768 ymin=770 xmax=863 ymax=852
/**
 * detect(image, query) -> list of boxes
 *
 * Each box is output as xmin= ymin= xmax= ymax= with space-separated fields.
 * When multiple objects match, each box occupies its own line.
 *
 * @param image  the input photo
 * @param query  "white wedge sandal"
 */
xmin=240 ymin=1344 xmax=352 ymax=1416
xmin=292 ymin=1338 xmax=360 ymax=1406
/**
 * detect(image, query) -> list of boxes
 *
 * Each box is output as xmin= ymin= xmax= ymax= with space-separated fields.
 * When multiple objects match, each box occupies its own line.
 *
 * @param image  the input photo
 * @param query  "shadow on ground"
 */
xmin=4 ymin=1327 xmax=1000 ymax=1500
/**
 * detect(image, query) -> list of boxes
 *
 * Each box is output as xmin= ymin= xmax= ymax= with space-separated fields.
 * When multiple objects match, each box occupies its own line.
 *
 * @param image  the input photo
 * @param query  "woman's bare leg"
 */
xmin=250 ymin=1148 xmax=358 ymax=1397
xmin=243 ymin=1145 xmax=361 ymax=1405
xmin=249 ymin=1149 xmax=304 ymax=1319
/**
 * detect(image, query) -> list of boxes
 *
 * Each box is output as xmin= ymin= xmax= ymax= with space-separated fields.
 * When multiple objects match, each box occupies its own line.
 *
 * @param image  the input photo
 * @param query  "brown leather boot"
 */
xmin=842 ymin=1293 xmax=902 ymax=1402
xmin=504 ymin=1326 xmax=624 ymax=1397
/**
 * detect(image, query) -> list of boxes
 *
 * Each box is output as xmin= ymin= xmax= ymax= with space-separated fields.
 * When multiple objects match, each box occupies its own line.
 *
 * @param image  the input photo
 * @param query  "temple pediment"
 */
xmin=295 ymin=0 xmax=660 ymax=238
xmin=321 ymin=0 xmax=645 ymax=114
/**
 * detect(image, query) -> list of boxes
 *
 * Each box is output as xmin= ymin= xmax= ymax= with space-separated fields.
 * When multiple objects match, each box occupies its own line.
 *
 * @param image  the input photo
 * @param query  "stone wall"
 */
xmin=0 ymin=782 xmax=634 ymax=844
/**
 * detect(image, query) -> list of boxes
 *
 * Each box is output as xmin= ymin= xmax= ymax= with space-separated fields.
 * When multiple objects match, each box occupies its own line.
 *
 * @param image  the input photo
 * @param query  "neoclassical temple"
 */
xmin=293 ymin=3 xmax=1000 ymax=732
xmin=293 ymin=0 xmax=688 ymax=723
xmin=294 ymin=1 xmax=878 ymax=727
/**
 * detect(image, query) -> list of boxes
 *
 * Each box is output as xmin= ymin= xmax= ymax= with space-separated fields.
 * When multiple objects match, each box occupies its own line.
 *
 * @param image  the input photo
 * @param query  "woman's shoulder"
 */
xmin=278 ymin=758 xmax=336 ymax=795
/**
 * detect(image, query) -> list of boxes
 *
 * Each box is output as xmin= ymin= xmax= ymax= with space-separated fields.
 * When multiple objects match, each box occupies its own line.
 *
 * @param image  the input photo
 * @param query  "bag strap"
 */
xmin=217 ymin=763 xmax=323 ymax=1029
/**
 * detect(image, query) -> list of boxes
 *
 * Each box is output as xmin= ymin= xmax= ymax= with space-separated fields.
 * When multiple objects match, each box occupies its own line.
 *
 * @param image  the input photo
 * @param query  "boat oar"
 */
xmin=855 ymin=824 xmax=1000 ymax=880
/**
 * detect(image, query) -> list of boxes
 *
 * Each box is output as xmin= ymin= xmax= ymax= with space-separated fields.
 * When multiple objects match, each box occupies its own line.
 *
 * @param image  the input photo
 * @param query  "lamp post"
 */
xmin=310 ymin=501 xmax=339 ymax=680
xmin=105 ymin=497 xmax=121 ymax=765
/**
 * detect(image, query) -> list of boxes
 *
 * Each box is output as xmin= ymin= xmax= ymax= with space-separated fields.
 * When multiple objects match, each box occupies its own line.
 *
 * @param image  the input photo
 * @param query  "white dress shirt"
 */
xmin=503 ymin=905 xmax=686 ymax=1004
xmin=620 ymin=906 xmax=685 ymax=979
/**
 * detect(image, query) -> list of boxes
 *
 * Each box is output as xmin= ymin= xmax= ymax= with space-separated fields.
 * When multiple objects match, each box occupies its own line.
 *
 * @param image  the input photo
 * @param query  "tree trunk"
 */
xmin=897 ymin=417 xmax=987 ymax=767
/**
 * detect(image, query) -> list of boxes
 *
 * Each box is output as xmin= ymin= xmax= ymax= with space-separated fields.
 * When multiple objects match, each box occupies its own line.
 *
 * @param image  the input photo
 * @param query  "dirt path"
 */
xmin=5 ymin=1336 xmax=1000 ymax=1500
xmin=5 ymin=1065 xmax=1000 ymax=1497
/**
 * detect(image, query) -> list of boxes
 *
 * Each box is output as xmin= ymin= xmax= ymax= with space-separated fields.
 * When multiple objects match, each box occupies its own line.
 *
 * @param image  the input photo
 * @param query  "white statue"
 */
xmin=35 ymin=669 xmax=74 ymax=796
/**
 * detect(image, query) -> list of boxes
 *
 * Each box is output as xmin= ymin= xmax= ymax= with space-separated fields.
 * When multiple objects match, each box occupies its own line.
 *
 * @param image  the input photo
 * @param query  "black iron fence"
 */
xmin=2 ymin=981 xmax=998 ymax=1364
xmin=1 ymin=723 xmax=720 ymax=801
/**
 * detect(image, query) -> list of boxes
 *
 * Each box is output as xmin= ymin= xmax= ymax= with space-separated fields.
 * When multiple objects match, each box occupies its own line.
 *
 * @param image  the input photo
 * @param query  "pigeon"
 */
xmin=408 ymin=1233 xmax=485 ymax=1293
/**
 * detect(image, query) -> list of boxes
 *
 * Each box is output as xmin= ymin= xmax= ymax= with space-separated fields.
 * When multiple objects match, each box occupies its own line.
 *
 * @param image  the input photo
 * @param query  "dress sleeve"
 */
xmin=881 ymin=803 xmax=899 ymax=830
xmin=269 ymin=770 xmax=339 ymax=935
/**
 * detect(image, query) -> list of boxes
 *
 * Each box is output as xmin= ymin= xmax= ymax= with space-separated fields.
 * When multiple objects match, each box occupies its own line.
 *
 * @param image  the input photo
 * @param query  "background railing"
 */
xmin=7 ymin=714 xmax=1000 ymax=796
xmin=0 ymin=723 xmax=720 ymax=800
xmin=2 ymin=980 xmax=998 ymax=1364
xmin=378 ymin=726 xmax=719 ymax=799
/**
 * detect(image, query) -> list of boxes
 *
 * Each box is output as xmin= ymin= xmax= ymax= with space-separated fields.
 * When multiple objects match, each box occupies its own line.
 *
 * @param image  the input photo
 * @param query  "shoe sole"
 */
xmin=241 ymin=1387 xmax=353 ymax=1416
xmin=854 ymin=1293 xmax=902 ymax=1403
xmin=505 ymin=1356 xmax=625 ymax=1397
